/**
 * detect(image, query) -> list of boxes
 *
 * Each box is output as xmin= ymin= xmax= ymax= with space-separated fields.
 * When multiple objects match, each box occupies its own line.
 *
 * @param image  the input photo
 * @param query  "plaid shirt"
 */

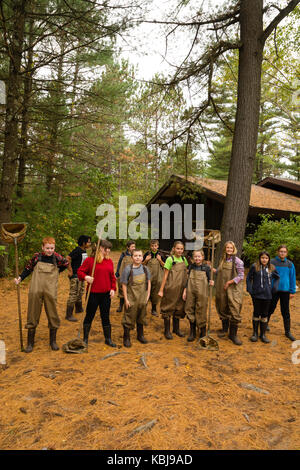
xmin=20 ymin=252 xmax=69 ymax=281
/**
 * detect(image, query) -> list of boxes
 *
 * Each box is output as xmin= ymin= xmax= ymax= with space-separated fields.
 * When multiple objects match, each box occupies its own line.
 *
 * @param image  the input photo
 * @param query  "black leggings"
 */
xmin=83 ymin=292 xmax=111 ymax=328
xmin=268 ymin=291 xmax=290 ymax=321
xmin=252 ymin=298 xmax=271 ymax=318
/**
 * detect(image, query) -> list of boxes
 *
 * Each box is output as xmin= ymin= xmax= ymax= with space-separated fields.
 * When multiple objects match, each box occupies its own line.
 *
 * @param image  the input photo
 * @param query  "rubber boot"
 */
xmin=284 ymin=317 xmax=296 ymax=341
xmin=75 ymin=301 xmax=83 ymax=313
xmin=123 ymin=326 xmax=131 ymax=347
xmin=266 ymin=314 xmax=271 ymax=331
xmin=117 ymin=298 xmax=124 ymax=313
xmin=103 ymin=325 xmax=116 ymax=347
xmin=65 ymin=304 xmax=78 ymax=322
xmin=137 ymin=323 xmax=148 ymax=344
xmin=173 ymin=316 xmax=184 ymax=337
xmin=187 ymin=321 xmax=196 ymax=342
xmin=164 ymin=317 xmax=173 ymax=340
xmin=250 ymin=319 xmax=259 ymax=342
xmin=49 ymin=329 xmax=59 ymax=351
xmin=260 ymin=321 xmax=270 ymax=343
xmin=217 ymin=319 xmax=229 ymax=338
xmin=151 ymin=304 xmax=158 ymax=317
xmin=199 ymin=326 xmax=206 ymax=338
xmin=83 ymin=323 xmax=91 ymax=345
xmin=228 ymin=323 xmax=242 ymax=346
xmin=24 ymin=328 xmax=36 ymax=353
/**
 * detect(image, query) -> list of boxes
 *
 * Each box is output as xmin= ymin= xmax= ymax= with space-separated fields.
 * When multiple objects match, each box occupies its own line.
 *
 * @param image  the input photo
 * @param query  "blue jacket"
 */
xmin=271 ymin=256 xmax=296 ymax=294
xmin=246 ymin=264 xmax=280 ymax=300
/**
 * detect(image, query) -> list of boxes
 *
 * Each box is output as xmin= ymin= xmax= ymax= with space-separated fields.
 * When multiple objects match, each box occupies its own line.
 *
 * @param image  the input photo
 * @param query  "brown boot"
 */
xmin=75 ymin=301 xmax=83 ymax=313
xmin=24 ymin=328 xmax=35 ymax=353
xmin=49 ymin=329 xmax=59 ymax=351
xmin=123 ymin=326 xmax=131 ymax=347
xmin=137 ymin=323 xmax=148 ymax=344
xmin=164 ymin=318 xmax=173 ymax=340
xmin=187 ymin=321 xmax=196 ymax=342
xmin=218 ymin=319 xmax=229 ymax=338
xmin=228 ymin=323 xmax=242 ymax=346
xmin=65 ymin=304 xmax=78 ymax=322
xmin=173 ymin=316 xmax=184 ymax=337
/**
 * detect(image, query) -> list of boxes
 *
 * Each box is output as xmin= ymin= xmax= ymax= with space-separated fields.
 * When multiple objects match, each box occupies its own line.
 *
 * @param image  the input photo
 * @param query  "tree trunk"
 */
xmin=219 ymin=0 xmax=264 ymax=258
xmin=17 ymin=12 xmax=34 ymax=199
xmin=0 ymin=0 xmax=27 ymax=276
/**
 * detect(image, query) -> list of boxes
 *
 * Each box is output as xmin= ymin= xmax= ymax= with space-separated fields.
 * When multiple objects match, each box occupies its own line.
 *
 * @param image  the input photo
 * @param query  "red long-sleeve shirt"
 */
xmin=77 ymin=257 xmax=116 ymax=293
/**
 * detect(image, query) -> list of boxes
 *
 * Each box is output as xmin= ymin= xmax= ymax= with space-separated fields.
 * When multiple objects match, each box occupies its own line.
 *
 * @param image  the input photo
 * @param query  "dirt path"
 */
xmin=0 ymin=251 xmax=299 ymax=450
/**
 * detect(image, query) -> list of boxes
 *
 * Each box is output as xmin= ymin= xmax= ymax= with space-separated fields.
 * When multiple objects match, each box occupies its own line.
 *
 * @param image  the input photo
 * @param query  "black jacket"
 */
xmin=246 ymin=264 xmax=279 ymax=300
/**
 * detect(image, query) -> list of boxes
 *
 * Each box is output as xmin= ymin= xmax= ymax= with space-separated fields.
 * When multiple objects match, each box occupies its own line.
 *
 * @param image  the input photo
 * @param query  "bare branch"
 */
xmin=261 ymin=0 xmax=300 ymax=44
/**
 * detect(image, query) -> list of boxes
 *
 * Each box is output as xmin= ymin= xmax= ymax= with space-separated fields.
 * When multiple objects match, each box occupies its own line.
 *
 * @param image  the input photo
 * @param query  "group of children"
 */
xmin=14 ymin=236 xmax=297 ymax=352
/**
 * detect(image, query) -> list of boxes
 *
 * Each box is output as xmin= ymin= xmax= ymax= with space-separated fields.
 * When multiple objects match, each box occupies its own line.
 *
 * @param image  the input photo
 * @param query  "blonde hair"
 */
xmin=193 ymin=249 xmax=205 ymax=258
xmin=218 ymin=241 xmax=237 ymax=269
xmin=170 ymin=240 xmax=184 ymax=256
xmin=91 ymin=240 xmax=112 ymax=264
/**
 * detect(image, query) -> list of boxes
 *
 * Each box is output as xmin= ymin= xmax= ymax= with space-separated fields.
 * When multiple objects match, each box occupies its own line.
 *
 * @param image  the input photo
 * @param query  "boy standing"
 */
xmin=142 ymin=239 xmax=165 ymax=316
xmin=268 ymin=245 xmax=297 ymax=341
xmin=115 ymin=240 xmax=136 ymax=312
xmin=121 ymin=249 xmax=151 ymax=347
xmin=65 ymin=235 xmax=91 ymax=321
xmin=14 ymin=237 xmax=69 ymax=352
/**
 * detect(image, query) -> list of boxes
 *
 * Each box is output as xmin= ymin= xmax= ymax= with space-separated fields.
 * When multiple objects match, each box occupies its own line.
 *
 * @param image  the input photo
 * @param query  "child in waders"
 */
xmin=158 ymin=241 xmax=188 ymax=339
xmin=65 ymin=235 xmax=91 ymax=322
xmin=215 ymin=241 xmax=244 ymax=345
xmin=183 ymin=250 xmax=214 ymax=342
xmin=14 ymin=237 xmax=69 ymax=352
xmin=115 ymin=240 xmax=136 ymax=312
xmin=121 ymin=249 xmax=151 ymax=347
xmin=246 ymin=251 xmax=279 ymax=343
xmin=142 ymin=239 xmax=165 ymax=316
xmin=268 ymin=245 xmax=297 ymax=341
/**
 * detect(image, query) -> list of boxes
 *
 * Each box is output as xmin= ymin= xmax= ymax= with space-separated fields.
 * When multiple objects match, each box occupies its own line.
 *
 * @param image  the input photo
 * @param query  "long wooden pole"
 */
xmin=14 ymin=238 xmax=24 ymax=351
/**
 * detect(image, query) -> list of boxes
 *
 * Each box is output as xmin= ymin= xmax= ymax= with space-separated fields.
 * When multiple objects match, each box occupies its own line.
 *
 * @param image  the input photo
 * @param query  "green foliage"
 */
xmin=243 ymin=215 xmax=300 ymax=276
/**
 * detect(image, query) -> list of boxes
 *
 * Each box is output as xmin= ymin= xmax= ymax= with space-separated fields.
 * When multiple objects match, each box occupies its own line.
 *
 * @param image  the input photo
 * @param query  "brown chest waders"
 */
xmin=147 ymin=257 xmax=163 ymax=308
xmin=161 ymin=260 xmax=187 ymax=339
xmin=118 ymin=255 xmax=133 ymax=299
xmin=26 ymin=258 xmax=60 ymax=330
xmin=215 ymin=261 xmax=243 ymax=345
xmin=122 ymin=272 xmax=148 ymax=346
xmin=185 ymin=269 xmax=208 ymax=329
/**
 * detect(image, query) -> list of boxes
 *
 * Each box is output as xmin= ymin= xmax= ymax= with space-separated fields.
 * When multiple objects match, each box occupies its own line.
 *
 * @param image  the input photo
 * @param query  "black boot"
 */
xmin=164 ymin=318 xmax=173 ymax=340
xmin=49 ymin=329 xmax=59 ymax=351
xmin=217 ymin=319 xmax=229 ymax=338
xmin=123 ymin=326 xmax=131 ymax=347
xmin=250 ymin=319 xmax=259 ymax=342
xmin=187 ymin=321 xmax=196 ymax=342
xmin=117 ymin=298 xmax=124 ymax=313
xmin=284 ymin=317 xmax=296 ymax=341
xmin=137 ymin=323 xmax=148 ymax=344
xmin=173 ymin=316 xmax=184 ymax=337
xmin=75 ymin=301 xmax=83 ymax=313
xmin=260 ymin=321 xmax=270 ymax=343
xmin=103 ymin=325 xmax=116 ymax=347
xmin=83 ymin=323 xmax=91 ymax=345
xmin=24 ymin=328 xmax=36 ymax=353
xmin=199 ymin=326 xmax=206 ymax=338
xmin=65 ymin=304 xmax=78 ymax=322
xmin=266 ymin=314 xmax=271 ymax=331
xmin=228 ymin=323 xmax=242 ymax=346
xmin=151 ymin=304 xmax=158 ymax=316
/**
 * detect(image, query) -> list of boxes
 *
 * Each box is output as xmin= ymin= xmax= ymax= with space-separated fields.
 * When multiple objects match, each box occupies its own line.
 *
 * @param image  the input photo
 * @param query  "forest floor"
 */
xmin=0 ymin=251 xmax=299 ymax=450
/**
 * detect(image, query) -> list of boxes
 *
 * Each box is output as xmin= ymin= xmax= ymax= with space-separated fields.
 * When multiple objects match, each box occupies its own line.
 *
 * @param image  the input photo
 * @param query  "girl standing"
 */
xmin=215 ymin=241 xmax=244 ymax=345
xmin=77 ymin=239 xmax=116 ymax=348
xmin=247 ymin=251 xmax=279 ymax=343
xmin=183 ymin=250 xmax=214 ymax=342
xmin=158 ymin=241 xmax=188 ymax=339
